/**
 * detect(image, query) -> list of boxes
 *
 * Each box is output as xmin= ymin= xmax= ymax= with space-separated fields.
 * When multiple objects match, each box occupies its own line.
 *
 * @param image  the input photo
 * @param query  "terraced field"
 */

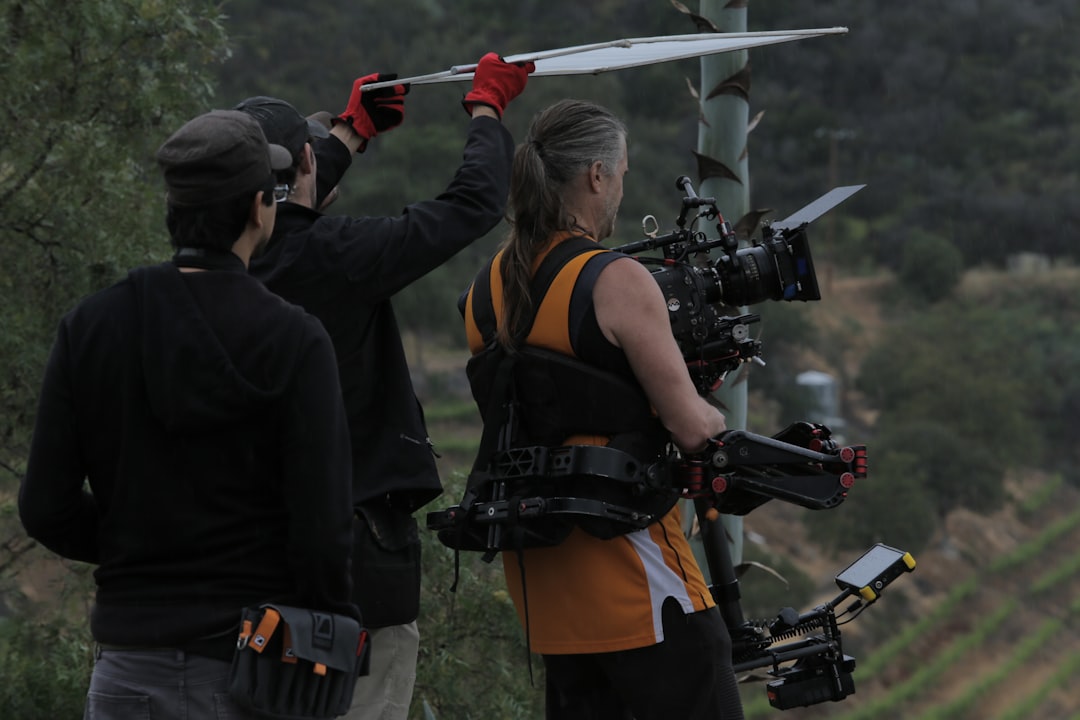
xmin=737 ymin=473 xmax=1080 ymax=719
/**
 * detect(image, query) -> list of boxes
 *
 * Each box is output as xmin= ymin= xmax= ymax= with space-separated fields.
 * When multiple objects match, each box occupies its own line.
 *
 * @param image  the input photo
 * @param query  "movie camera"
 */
xmin=621 ymin=178 xmax=913 ymax=709
xmin=612 ymin=176 xmax=864 ymax=391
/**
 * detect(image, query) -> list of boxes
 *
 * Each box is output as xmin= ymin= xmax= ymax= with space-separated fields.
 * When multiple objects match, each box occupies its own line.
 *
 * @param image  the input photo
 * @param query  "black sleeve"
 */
xmin=279 ymin=321 xmax=359 ymax=618
xmin=306 ymin=115 xmax=514 ymax=299
xmin=312 ymin=134 xmax=353 ymax=210
xmin=20 ymin=323 xmax=100 ymax=563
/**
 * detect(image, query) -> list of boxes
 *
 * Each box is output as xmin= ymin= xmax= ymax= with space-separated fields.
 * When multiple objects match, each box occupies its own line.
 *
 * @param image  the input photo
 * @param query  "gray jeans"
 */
xmin=84 ymin=646 xmax=256 ymax=720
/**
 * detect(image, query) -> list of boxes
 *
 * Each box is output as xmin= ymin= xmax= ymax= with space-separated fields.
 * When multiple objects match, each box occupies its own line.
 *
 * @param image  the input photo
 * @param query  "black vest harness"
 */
xmin=430 ymin=236 xmax=677 ymax=556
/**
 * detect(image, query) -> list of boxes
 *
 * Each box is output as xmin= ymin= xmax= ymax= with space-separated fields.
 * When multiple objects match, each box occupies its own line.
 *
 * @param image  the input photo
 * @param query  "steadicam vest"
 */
xmin=438 ymin=234 xmax=678 ymax=552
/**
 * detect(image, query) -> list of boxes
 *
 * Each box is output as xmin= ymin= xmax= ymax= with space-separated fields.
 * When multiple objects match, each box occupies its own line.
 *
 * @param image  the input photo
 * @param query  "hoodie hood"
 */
xmin=132 ymin=263 xmax=303 ymax=433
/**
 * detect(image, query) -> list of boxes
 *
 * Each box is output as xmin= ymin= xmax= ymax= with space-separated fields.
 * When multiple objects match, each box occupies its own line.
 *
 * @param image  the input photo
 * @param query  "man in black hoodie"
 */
xmin=236 ymin=52 xmax=532 ymax=719
xmin=19 ymin=110 xmax=358 ymax=719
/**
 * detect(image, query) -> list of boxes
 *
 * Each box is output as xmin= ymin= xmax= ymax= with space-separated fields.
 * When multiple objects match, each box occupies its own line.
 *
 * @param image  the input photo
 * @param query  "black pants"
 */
xmin=542 ymin=597 xmax=744 ymax=720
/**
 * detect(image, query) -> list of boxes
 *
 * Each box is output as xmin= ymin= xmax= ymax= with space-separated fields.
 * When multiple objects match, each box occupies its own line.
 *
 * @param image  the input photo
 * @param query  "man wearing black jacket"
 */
xmin=237 ymin=53 xmax=532 ymax=719
xmin=19 ymin=110 xmax=358 ymax=718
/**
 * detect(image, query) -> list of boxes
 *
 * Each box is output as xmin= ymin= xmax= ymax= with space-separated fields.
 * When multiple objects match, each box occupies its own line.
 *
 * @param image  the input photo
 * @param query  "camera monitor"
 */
xmin=835 ymin=543 xmax=916 ymax=601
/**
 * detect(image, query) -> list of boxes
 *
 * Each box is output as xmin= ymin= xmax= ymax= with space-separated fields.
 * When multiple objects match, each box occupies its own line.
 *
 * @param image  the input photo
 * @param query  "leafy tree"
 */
xmin=954 ymin=271 xmax=1080 ymax=485
xmin=850 ymin=284 xmax=1052 ymax=545
xmin=898 ymin=229 xmax=964 ymax=304
xmin=806 ymin=449 xmax=938 ymax=555
xmin=0 ymin=0 xmax=230 ymax=491
xmin=874 ymin=419 xmax=1006 ymax=519
xmin=748 ymin=0 xmax=1080 ymax=269
xmin=857 ymin=302 xmax=1040 ymax=466
xmin=1 ymin=0 xmax=230 ymax=708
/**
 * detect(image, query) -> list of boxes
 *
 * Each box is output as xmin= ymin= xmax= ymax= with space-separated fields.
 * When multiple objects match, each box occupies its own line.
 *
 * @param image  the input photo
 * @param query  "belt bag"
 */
xmin=229 ymin=604 xmax=370 ymax=719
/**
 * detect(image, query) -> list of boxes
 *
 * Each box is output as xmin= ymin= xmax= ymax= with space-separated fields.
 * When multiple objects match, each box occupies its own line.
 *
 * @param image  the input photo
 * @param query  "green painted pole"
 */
xmin=697 ymin=0 xmax=750 ymax=569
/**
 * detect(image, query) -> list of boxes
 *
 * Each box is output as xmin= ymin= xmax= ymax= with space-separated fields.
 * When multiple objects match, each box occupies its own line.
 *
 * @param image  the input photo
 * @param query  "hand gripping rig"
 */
xmin=676 ymin=421 xmax=867 ymax=516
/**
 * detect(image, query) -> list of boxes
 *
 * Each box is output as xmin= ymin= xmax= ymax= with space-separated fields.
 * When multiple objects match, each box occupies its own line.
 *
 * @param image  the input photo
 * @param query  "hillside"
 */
xmin=732 ymin=268 xmax=1080 ymax=718
xmin=737 ymin=470 xmax=1080 ymax=719
xmin=7 ymin=268 xmax=1077 ymax=719
xmin=421 ymin=266 xmax=1080 ymax=719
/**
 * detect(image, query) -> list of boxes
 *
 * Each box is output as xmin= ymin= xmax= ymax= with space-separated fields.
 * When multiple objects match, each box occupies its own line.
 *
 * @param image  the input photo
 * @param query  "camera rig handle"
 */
xmin=677 ymin=422 xmax=866 ymax=516
xmin=615 ymin=177 xmax=734 ymax=259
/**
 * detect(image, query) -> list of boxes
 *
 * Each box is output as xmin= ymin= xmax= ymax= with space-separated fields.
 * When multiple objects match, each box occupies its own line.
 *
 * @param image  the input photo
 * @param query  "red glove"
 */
xmin=336 ymin=72 xmax=409 ymax=152
xmin=462 ymin=53 xmax=535 ymax=119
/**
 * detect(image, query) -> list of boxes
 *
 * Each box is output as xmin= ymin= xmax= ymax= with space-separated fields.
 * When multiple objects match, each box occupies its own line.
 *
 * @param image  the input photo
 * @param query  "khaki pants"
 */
xmin=342 ymin=621 xmax=420 ymax=720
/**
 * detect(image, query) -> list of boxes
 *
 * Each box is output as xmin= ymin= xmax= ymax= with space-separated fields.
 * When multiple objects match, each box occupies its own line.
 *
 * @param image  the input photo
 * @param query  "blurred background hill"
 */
xmin=2 ymin=0 xmax=1078 ymax=717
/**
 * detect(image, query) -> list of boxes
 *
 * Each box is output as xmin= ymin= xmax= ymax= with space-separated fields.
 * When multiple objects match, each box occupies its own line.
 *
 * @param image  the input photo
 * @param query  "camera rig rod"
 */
xmin=678 ymin=422 xmax=866 ymax=516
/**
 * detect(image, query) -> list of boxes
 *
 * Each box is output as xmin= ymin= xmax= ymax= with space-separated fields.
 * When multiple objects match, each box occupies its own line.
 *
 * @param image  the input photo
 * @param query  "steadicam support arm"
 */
xmin=428 ymin=422 xmax=866 ymax=554
xmin=677 ymin=421 xmax=867 ymax=516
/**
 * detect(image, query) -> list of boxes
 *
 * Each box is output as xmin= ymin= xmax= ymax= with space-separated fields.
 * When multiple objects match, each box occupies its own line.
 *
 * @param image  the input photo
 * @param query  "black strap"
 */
xmin=468 ymin=234 xmax=605 ymax=475
xmin=471 ymin=234 xmax=601 ymax=346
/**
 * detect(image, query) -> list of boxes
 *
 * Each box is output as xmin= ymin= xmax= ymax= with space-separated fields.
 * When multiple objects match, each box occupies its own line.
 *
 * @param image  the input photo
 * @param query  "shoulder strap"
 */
xmin=472 ymin=234 xmax=602 ymax=348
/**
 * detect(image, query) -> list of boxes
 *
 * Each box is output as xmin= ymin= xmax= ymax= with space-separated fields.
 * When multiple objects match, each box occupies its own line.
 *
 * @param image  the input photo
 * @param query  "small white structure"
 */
xmin=796 ymin=370 xmax=845 ymax=432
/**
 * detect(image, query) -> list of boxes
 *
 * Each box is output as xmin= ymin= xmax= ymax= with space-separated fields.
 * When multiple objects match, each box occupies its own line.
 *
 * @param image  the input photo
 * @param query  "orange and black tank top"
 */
xmin=462 ymin=232 xmax=715 ymax=654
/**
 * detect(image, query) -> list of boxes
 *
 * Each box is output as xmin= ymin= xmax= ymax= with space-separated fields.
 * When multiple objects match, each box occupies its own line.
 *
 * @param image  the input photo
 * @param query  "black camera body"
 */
xmin=613 ymin=177 xmax=857 ymax=390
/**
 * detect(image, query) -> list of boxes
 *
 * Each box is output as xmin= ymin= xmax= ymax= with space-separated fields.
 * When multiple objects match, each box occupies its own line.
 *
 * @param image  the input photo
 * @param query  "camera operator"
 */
xmin=235 ymin=53 xmax=533 ymax=720
xmin=461 ymin=99 xmax=744 ymax=719
xmin=18 ymin=110 xmax=358 ymax=718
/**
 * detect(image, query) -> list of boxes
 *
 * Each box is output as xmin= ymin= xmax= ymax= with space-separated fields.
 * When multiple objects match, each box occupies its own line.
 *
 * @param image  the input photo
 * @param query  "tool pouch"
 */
xmin=228 ymin=604 xmax=370 ymax=719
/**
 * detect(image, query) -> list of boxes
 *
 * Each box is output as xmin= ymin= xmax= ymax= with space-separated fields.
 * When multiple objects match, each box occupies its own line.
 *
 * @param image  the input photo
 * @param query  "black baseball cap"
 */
xmin=234 ymin=96 xmax=330 ymax=161
xmin=156 ymin=110 xmax=291 ymax=207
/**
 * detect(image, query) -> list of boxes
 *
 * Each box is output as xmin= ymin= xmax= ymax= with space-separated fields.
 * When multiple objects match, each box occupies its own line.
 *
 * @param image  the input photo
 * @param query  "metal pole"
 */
xmin=696 ymin=0 xmax=750 ymax=569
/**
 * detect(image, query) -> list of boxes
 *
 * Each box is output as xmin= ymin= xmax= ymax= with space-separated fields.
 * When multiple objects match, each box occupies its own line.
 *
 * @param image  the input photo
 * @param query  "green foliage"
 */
xmin=0 ymin=615 xmax=92 ymax=720
xmin=413 ymin=471 xmax=544 ymax=719
xmin=0 ymin=0 xmax=230 ymax=492
xmin=806 ymin=449 xmax=937 ymax=554
xmin=854 ymin=298 xmax=1044 ymax=536
xmin=897 ymin=229 xmax=964 ymax=304
xmin=749 ymin=0 xmax=1080 ymax=270
xmin=737 ymin=542 xmax=816 ymax=621
xmin=850 ymin=270 xmax=1080 ymax=544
